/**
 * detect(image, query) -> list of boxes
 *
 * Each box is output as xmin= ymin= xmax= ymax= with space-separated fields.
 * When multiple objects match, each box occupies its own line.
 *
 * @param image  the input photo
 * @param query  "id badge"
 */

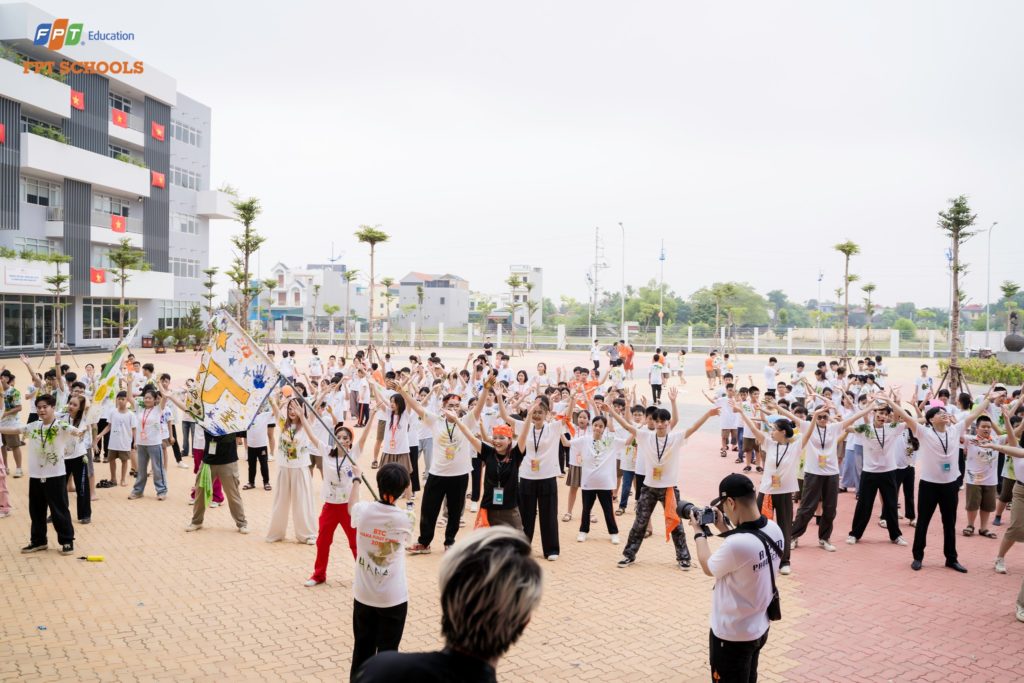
xmin=209 ymin=441 xmax=217 ymax=455
xmin=818 ymin=454 xmax=827 ymax=469
xmin=530 ymin=458 xmax=540 ymax=472
xmin=942 ymin=462 xmax=951 ymax=472
xmin=389 ymin=438 xmax=397 ymax=450
xmin=492 ymin=487 xmax=505 ymax=505
xmin=771 ymin=474 xmax=781 ymax=489
xmin=445 ymin=444 xmax=456 ymax=460
xmin=652 ymin=465 xmax=663 ymax=480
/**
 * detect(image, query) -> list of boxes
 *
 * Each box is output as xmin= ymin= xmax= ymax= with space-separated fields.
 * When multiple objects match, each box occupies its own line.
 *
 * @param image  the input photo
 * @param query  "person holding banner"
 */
xmin=266 ymin=395 xmax=320 ymax=544
xmin=186 ymin=426 xmax=249 ymax=534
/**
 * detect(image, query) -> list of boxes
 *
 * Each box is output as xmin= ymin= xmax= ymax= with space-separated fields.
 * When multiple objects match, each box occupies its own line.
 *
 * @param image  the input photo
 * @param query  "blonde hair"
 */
xmin=438 ymin=527 xmax=542 ymax=660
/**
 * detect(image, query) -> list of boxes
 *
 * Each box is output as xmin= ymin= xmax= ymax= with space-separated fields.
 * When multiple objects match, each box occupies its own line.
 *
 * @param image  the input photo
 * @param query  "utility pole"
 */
xmin=618 ymin=222 xmax=625 ymax=339
xmin=985 ymin=221 xmax=998 ymax=350
xmin=658 ymin=240 xmax=666 ymax=322
xmin=588 ymin=227 xmax=608 ymax=334
xmin=816 ymin=269 xmax=823 ymax=328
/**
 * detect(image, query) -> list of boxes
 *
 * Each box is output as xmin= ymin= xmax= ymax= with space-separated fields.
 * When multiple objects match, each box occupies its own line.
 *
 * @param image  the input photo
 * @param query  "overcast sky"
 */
xmin=43 ymin=0 xmax=1023 ymax=309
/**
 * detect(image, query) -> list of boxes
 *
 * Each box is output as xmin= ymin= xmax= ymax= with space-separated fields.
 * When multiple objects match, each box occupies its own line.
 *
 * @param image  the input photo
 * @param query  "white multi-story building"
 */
xmin=0 ymin=3 xmax=233 ymax=349
xmin=395 ymin=271 xmax=469 ymax=330
xmin=261 ymin=262 xmax=368 ymax=332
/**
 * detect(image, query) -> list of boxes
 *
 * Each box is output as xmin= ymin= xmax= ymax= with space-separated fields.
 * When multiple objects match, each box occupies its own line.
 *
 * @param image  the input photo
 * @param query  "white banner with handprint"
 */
xmin=189 ymin=311 xmax=279 ymax=436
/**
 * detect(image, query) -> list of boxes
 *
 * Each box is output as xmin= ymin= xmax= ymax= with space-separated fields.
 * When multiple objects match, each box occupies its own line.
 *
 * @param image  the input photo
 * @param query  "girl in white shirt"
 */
xmin=372 ymin=382 xmax=415 ymax=505
xmin=266 ymin=396 xmax=321 ymax=544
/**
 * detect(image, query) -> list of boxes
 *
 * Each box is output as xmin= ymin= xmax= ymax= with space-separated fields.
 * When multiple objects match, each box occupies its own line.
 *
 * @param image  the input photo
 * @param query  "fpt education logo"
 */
xmin=33 ymin=18 xmax=135 ymax=49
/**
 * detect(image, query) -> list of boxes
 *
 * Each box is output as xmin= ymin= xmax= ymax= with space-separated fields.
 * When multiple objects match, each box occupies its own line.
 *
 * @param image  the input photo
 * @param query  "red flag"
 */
xmin=151 ymin=121 xmax=165 ymax=141
xmin=71 ymin=90 xmax=84 ymax=110
xmin=0 ymin=122 xmax=5 ymax=145
xmin=110 ymin=215 xmax=126 ymax=233
xmin=664 ymin=486 xmax=681 ymax=542
xmin=90 ymin=268 xmax=106 ymax=284
xmin=111 ymin=108 xmax=128 ymax=128
xmin=151 ymin=171 xmax=165 ymax=188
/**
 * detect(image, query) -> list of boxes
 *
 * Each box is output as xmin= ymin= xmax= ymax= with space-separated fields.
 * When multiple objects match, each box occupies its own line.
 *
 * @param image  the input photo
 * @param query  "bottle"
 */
xmin=78 ymin=555 xmax=105 ymax=562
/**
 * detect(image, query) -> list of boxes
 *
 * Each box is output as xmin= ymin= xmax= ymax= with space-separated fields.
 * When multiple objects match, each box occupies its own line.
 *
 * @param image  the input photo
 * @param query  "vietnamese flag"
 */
xmin=110 ymin=215 xmax=126 ymax=233
xmin=90 ymin=268 xmax=106 ymax=284
xmin=0 ymin=122 xmax=5 ymax=145
xmin=151 ymin=170 xmax=165 ymax=188
xmin=151 ymin=121 xmax=165 ymax=141
xmin=71 ymin=90 xmax=85 ymax=110
xmin=111 ymin=108 xmax=128 ymax=128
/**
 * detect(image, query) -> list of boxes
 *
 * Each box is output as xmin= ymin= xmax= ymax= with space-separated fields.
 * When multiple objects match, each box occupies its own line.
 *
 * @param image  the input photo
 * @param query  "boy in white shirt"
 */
xmin=914 ymin=364 xmax=934 ymax=406
xmin=93 ymin=391 xmax=137 ymax=488
xmin=649 ymin=355 xmax=665 ymax=404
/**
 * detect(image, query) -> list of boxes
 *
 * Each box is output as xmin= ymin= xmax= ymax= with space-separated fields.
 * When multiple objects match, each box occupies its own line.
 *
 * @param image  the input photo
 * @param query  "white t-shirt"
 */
xmin=619 ymin=427 xmax=639 ymax=472
xmin=716 ymin=397 xmax=739 ymax=430
xmin=246 ymin=411 xmax=272 ymax=449
xmin=963 ymin=435 xmax=1003 ymax=486
xmin=759 ymin=440 xmax=800 ymax=494
xmin=276 ymin=418 xmax=314 ymax=468
xmin=351 ymin=501 xmax=415 ymax=608
xmin=860 ymin=423 xmax=906 ymax=473
xmin=803 ymin=421 xmax=843 ymax=477
xmin=107 ymin=410 xmax=138 ymax=451
xmin=515 ymin=419 xmax=563 ymax=480
xmin=762 ymin=365 xmax=778 ymax=391
xmin=916 ymin=423 xmax=963 ymax=484
xmin=590 ymin=345 xmax=601 ymax=361
xmin=381 ymin=409 xmax=414 ymax=455
xmin=914 ymin=376 xmax=934 ymax=402
xmin=308 ymin=357 xmax=324 ymax=377
xmin=572 ymin=432 xmax=628 ymax=491
xmin=635 ymin=430 xmax=687 ymax=488
xmin=135 ymin=406 xmax=163 ymax=447
xmin=425 ymin=411 xmax=475 ymax=477
xmin=20 ymin=419 xmax=81 ymax=478
xmin=323 ymin=446 xmax=357 ymax=504
xmin=649 ymin=363 xmax=664 ymax=386
xmin=789 ymin=372 xmax=807 ymax=399
xmin=708 ymin=519 xmax=785 ymax=642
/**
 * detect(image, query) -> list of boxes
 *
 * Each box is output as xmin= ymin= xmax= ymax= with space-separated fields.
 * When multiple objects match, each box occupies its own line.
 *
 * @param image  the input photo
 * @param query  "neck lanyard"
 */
xmin=532 ymin=424 xmax=545 ymax=453
xmin=816 ymin=424 xmax=828 ymax=450
xmin=444 ymin=419 xmax=457 ymax=443
xmin=334 ymin=446 xmax=349 ymax=482
xmin=655 ymin=434 xmax=668 ymax=463
xmin=775 ymin=442 xmax=790 ymax=468
xmin=933 ymin=427 xmax=949 ymax=455
xmin=141 ymin=407 xmax=155 ymax=434
xmin=874 ymin=425 xmax=886 ymax=450
xmin=495 ymin=448 xmax=512 ymax=483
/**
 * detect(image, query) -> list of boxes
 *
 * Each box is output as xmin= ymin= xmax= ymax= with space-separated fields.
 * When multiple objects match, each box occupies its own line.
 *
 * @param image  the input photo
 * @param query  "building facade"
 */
xmin=254 ymin=262 xmax=368 ymax=332
xmin=0 ymin=3 xmax=232 ymax=349
xmin=395 ymin=271 xmax=469 ymax=330
xmin=509 ymin=264 xmax=543 ymax=327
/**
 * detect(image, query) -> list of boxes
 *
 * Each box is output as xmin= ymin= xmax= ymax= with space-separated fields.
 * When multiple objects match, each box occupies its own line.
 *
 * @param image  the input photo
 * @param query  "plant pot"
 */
xmin=141 ymin=336 xmax=154 ymax=348
xmin=1005 ymin=333 xmax=1024 ymax=353
xmin=155 ymin=345 xmax=167 ymax=354
xmin=193 ymin=343 xmax=204 ymax=352
xmin=175 ymin=343 xmax=186 ymax=352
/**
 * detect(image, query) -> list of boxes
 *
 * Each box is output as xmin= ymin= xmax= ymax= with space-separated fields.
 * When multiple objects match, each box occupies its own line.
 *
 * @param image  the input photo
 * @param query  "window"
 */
xmin=293 ymin=289 xmax=301 ymax=306
xmin=82 ymin=298 xmax=136 ymax=340
xmin=91 ymin=245 xmax=113 ymax=270
xmin=172 ymin=212 xmax=199 ymax=235
xmin=158 ymin=300 xmax=195 ymax=330
xmin=93 ymin=193 xmax=131 ymax=217
xmin=20 ymin=114 xmax=61 ymax=136
xmin=277 ymin=292 xmax=286 ymax=306
xmin=171 ymin=121 xmax=201 ymax=147
xmin=440 ymin=297 xmax=446 ymax=305
xmin=20 ymin=176 xmax=61 ymax=207
xmin=170 ymin=166 xmax=201 ymax=190
xmin=108 ymin=93 xmax=132 ymax=114
xmin=169 ymin=257 xmax=200 ymax=279
xmin=108 ymin=143 xmax=131 ymax=159
xmin=14 ymin=237 xmax=54 ymax=257
xmin=277 ymin=273 xmax=285 ymax=287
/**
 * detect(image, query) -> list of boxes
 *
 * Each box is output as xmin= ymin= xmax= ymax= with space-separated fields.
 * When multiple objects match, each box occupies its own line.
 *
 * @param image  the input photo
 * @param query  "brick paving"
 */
xmin=1 ymin=348 xmax=1021 ymax=681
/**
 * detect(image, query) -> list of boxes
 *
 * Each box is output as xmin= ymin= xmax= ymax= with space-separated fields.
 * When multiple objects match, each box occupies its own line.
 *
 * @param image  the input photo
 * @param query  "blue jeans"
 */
xmin=840 ymin=444 xmax=863 ymax=490
xmin=419 ymin=437 xmax=433 ymax=472
xmin=737 ymin=426 xmax=744 ymax=445
xmin=132 ymin=444 xmax=167 ymax=496
xmin=618 ymin=469 xmax=637 ymax=509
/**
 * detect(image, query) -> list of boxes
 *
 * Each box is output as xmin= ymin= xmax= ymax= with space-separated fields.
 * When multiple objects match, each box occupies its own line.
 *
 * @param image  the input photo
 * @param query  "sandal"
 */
xmin=743 ymin=466 xmax=752 ymax=472
xmin=615 ymin=508 xmax=625 ymax=516
xmin=561 ymin=513 xmax=572 ymax=522
xmin=979 ymin=529 xmax=998 ymax=539
xmin=371 ymin=461 xmax=379 ymax=469
xmin=264 ymin=484 xmax=272 ymax=491
xmin=242 ymin=484 xmax=255 ymax=490
xmin=962 ymin=525 xmax=975 ymax=537
xmin=756 ymin=466 xmax=764 ymax=473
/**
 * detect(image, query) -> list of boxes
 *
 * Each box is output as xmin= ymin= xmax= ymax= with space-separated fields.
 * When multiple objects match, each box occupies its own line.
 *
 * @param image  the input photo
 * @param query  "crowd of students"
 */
xmin=2 ymin=341 xmax=1023 ymax=680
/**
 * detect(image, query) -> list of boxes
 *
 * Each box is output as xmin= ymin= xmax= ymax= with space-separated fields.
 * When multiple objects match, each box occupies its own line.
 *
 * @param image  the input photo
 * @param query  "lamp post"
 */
xmin=618 ymin=222 xmax=625 ymax=338
xmin=985 ymin=221 xmax=998 ymax=350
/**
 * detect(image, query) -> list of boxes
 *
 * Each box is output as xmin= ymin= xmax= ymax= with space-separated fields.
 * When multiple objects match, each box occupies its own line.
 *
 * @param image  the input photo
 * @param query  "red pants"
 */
xmin=310 ymin=502 xmax=357 ymax=582
xmin=190 ymin=448 xmax=224 ymax=503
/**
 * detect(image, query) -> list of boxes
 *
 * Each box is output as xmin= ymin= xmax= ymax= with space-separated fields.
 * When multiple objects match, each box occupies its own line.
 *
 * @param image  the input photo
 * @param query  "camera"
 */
xmin=695 ymin=506 xmax=717 ymax=526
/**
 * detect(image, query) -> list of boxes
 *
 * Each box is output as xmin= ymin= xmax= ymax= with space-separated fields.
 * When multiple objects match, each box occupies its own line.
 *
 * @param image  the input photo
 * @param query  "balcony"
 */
xmin=0 ymin=52 xmax=70 ymax=119
xmin=21 ymin=131 xmax=151 ymax=198
xmin=196 ymin=190 xmax=235 ymax=219
xmin=92 ymin=209 xmax=142 ymax=234
xmin=41 ymin=207 xmax=144 ymax=247
xmin=90 ymin=267 xmax=174 ymax=300
xmin=108 ymin=108 xmax=145 ymax=148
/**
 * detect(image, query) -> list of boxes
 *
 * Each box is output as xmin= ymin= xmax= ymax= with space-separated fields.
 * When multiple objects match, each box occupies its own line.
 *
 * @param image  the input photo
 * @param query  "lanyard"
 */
xmin=655 ymin=434 xmax=668 ymax=463
xmin=532 ymin=424 xmax=545 ymax=453
xmin=775 ymin=442 xmax=790 ymax=469
xmin=333 ymin=446 xmax=350 ymax=482
xmin=933 ymin=427 xmax=949 ymax=455
xmin=140 ymin=407 xmax=155 ymax=435
xmin=445 ymin=420 xmax=457 ymax=443
xmin=816 ymin=424 xmax=828 ymax=450
xmin=494 ymin=450 xmax=512 ymax=484
xmin=874 ymin=425 xmax=886 ymax=451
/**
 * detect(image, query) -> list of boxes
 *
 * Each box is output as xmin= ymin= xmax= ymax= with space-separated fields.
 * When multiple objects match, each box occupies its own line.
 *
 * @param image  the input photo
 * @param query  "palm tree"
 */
xmin=506 ymin=274 xmax=523 ymax=353
xmin=861 ymin=282 xmax=876 ymax=354
xmin=937 ymin=196 xmax=977 ymax=394
xmin=834 ymin=240 xmax=861 ymax=359
xmin=201 ymin=267 xmax=219 ymax=319
xmin=1000 ymin=281 xmax=1020 ymax=332
xmin=323 ymin=304 xmax=340 ymax=343
xmin=355 ymin=225 xmax=389 ymax=352
xmin=311 ymin=283 xmax=321 ymax=343
xmin=415 ymin=284 xmax=424 ymax=349
xmin=44 ymin=253 xmax=71 ymax=352
xmin=710 ymin=283 xmax=737 ymax=344
xmin=342 ymin=269 xmax=359 ymax=356
xmin=380 ymin=277 xmax=396 ymax=352
xmin=229 ymin=196 xmax=266 ymax=323
xmin=524 ymin=281 xmax=535 ymax=349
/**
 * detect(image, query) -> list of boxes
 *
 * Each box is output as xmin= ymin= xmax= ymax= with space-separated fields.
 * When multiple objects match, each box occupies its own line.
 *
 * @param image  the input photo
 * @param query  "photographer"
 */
xmin=690 ymin=474 xmax=784 ymax=683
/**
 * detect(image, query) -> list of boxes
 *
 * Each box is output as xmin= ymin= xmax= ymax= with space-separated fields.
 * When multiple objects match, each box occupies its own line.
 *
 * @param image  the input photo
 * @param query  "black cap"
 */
xmin=710 ymin=473 xmax=756 ymax=507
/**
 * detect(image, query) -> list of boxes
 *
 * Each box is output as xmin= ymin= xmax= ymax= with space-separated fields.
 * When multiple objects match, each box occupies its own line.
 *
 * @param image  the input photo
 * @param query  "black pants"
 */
xmin=64 ymin=455 xmax=92 ymax=521
xmin=710 ymin=628 xmax=769 ymax=683
xmin=558 ymin=439 xmax=570 ymax=474
xmin=169 ymin=424 xmax=182 ymax=463
xmin=358 ymin=404 xmax=370 ymax=426
xmin=651 ymin=383 xmax=662 ymax=403
xmin=409 ymin=445 xmax=421 ymax=494
xmin=247 ymin=446 xmax=269 ymax=486
xmin=893 ymin=466 xmax=916 ymax=521
xmin=29 ymin=476 xmax=74 ymax=547
xmin=518 ymin=477 xmax=560 ymax=557
xmin=849 ymin=470 xmax=901 ymax=541
xmin=350 ymin=599 xmax=407 ymax=682
xmin=469 ymin=456 xmax=482 ymax=502
xmin=913 ymin=479 xmax=959 ymax=563
xmin=182 ymin=420 xmax=195 ymax=455
xmin=623 ymin=486 xmax=690 ymax=562
xmin=593 ymin=360 xmax=600 ymax=370
xmin=791 ymin=473 xmax=838 ymax=542
xmin=956 ymin=448 xmax=966 ymax=489
xmin=756 ymin=492 xmax=793 ymax=564
xmin=95 ymin=419 xmax=108 ymax=459
xmin=580 ymin=490 xmax=618 ymax=534
xmin=417 ymin=473 xmax=468 ymax=547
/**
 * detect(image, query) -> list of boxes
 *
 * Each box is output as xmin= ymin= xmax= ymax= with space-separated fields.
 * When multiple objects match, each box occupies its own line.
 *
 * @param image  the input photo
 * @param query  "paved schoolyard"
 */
xmin=0 ymin=347 xmax=1021 ymax=682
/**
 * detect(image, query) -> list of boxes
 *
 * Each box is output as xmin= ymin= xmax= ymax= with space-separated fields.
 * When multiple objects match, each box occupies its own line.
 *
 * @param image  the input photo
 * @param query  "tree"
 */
xmin=415 ymin=284 xmax=424 ymax=348
xmin=229 ymin=196 xmax=266 ymax=328
xmin=44 ymin=253 xmax=72 ymax=351
xmin=894 ymin=317 xmax=917 ymax=341
xmin=355 ymin=225 xmax=389 ymax=352
xmin=834 ymin=240 xmax=860 ymax=359
xmin=524 ymin=281 xmax=535 ymax=349
xmin=342 ymin=268 xmax=359 ymax=356
xmin=506 ymin=274 xmax=523 ymax=353
xmin=710 ymin=283 xmax=738 ymax=340
xmin=475 ymin=299 xmax=496 ymax=331
xmin=323 ymin=304 xmax=340 ymax=343
xmin=894 ymin=302 xmax=917 ymax=321
xmin=766 ymin=289 xmax=788 ymax=313
xmin=1000 ymin=281 xmax=1020 ymax=332
xmin=201 ymin=267 xmax=218 ymax=320
xmin=311 ymin=283 xmax=321 ymax=343
xmin=937 ymin=195 xmax=977 ymax=394
xmin=380 ymin=276 xmax=396 ymax=352
xmin=106 ymin=237 xmax=150 ymax=338
xmin=861 ymin=282 xmax=876 ymax=353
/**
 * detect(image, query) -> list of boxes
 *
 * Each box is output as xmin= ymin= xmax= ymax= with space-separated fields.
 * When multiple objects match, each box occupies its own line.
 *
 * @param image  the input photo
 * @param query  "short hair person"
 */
xmin=691 ymin=474 xmax=784 ymax=683
xmin=355 ymin=526 xmax=542 ymax=682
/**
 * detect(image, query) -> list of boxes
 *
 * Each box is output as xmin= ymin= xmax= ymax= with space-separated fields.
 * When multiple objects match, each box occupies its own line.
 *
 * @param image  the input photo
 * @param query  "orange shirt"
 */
xmin=704 ymin=357 xmax=714 ymax=372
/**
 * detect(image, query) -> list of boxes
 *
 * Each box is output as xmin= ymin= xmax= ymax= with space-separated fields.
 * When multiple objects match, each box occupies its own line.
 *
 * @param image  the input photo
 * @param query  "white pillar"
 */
xmin=497 ymin=324 xmax=503 ymax=348
xmin=438 ymin=322 xmax=445 ymax=347
xmin=354 ymin=321 xmax=361 ymax=346
xmin=274 ymin=319 xmax=283 ymax=343
xmin=302 ymin=319 xmax=309 ymax=344
xmin=819 ymin=328 xmax=825 ymax=355
xmin=928 ymin=329 xmax=936 ymax=358
xmin=655 ymin=325 xmax=663 ymax=348
xmin=467 ymin=323 xmax=474 ymax=349
xmin=753 ymin=327 xmax=759 ymax=355
xmin=409 ymin=321 xmax=416 ymax=349
xmin=720 ymin=326 xmax=726 ymax=348
xmin=557 ymin=324 xmax=566 ymax=350
xmin=687 ymin=326 xmax=693 ymax=353
xmin=786 ymin=328 xmax=793 ymax=355
xmin=329 ymin=320 xmax=335 ymax=344
xmin=382 ymin=320 xmax=389 ymax=348
xmin=890 ymin=329 xmax=900 ymax=358
xmin=854 ymin=328 xmax=862 ymax=357
xmin=622 ymin=322 xmax=629 ymax=344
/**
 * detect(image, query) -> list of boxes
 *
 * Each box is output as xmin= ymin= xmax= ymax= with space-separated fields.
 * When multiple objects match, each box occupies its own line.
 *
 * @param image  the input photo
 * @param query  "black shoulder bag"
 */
xmin=740 ymin=528 xmax=782 ymax=621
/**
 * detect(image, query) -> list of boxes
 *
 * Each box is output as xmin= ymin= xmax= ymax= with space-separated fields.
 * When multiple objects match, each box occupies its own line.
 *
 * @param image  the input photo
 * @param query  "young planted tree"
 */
xmin=229 ymin=196 xmax=266 ymax=327
xmin=936 ymin=195 xmax=977 ymax=395
xmin=355 ymin=225 xmax=389 ymax=352
xmin=1000 ymin=281 xmax=1020 ymax=331
xmin=416 ymin=284 xmax=424 ymax=349
xmin=524 ymin=281 xmax=535 ymax=349
xmin=710 ymin=282 xmax=738 ymax=344
xmin=201 ymin=267 xmax=218 ymax=320
xmin=311 ymin=283 xmax=321 ymax=343
xmin=506 ymin=274 xmax=523 ymax=354
xmin=834 ymin=240 xmax=860 ymax=360
xmin=861 ymin=282 xmax=876 ymax=353
xmin=44 ymin=253 xmax=72 ymax=353
xmin=323 ymin=304 xmax=340 ymax=343
xmin=380 ymin=276 xmax=396 ymax=352
xmin=342 ymin=268 xmax=360 ymax=356
xmin=106 ymin=238 xmax=150 ymax=340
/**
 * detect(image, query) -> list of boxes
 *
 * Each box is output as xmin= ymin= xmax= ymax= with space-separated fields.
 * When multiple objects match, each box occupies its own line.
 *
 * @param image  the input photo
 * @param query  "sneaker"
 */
xmin=993 ymin=516 xmax=1002 ymax=527
xmin=305 ymin=537 xmax=316 ymax=545
xmin=20 ymin=543 xmax=47 ymax=553
xmin=238 ymin=526 xmax=250 ymax=534
xmin=909 ymin=519 xmax=917 ymax=527
xmin=819 ymin=539 xmax=837 ymax=552
xmin=678 ymin=559 xmax=691 ymax=571
xmin=610 ymin=534 xmax=620 ymax=545
xmin=545 ymin=554 xmax=559 ymax=561
xmin=128 ymin=493 xmax=141 ymax=500
xmin=459 ymin=518 xmax=465 ymax=528
xmin=469 ymin=502 xmax=479 ymax=513
xmin=577 ymin=532 xmax=587 ymax=542
xmin=995 ymin=557 xmax=1007 ymax=574
xmin=304 ymin=579 xmax=324 ymax=587
xmin=893 ymin=536 xmax=908 ymax=547
xmin=779 ymin=563 xmax=792 ymax=575
xmin=791 ymin=538 xmax=798 ymax=549
xmin=209 ymin=501 xmax=220 ymax=508
xmin=407 ymin=543 xmax=432 ymax=555
xmin=188 ymin=499 xmax=195 ymax=506
xmin=78 ymin=518 xmax=91 ymax=525
xmin=878 ymin=519 xmax=887 ymax=529
xmin=176 ymin=462 xmax=189 ymax=469
xmin=617 ymin=557 xmax=635 ymax=568
xmin=846 ymin=535 xmax=857 ymax=545
xmin=1017 ymin=605 xmax=1024 ymax=623
xmin=0 ymin=510 xmax=11 ymax=519
xmin=185 ymin=524 xmax=202 ymax=532
xmin=156 ymin=494 xmax=166 ymax=501
xmin=60 ymin=543 xmax=74 ymax=555
xmin=437 ymin=515 xmax=447 ymax=527
xmin=13 ymin=468 xmax=23 ymax=478
xmin=406 ymin=501 xmax=415 ymax=511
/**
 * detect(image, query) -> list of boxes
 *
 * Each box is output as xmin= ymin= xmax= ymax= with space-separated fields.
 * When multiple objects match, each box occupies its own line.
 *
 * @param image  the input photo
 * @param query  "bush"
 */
xmin=941 ymin=358 xmax=1024 ymax=386
xmin=894 ymin=317 xmax=917 ymax=340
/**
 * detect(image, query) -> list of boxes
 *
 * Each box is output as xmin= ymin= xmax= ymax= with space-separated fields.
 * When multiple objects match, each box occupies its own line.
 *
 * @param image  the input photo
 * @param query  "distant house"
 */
xmin=394 ymin=272 xmax=470 ymax=330
xmin=961 ymin=303 xmax=986 ymax=322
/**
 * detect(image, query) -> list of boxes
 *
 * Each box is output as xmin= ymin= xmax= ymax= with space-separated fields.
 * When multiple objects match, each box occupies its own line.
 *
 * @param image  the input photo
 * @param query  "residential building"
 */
xmin=258 ymin=262 xmax=367 ymax=331
xmin=0 ymin=3 xmax=233 ymax=349
xmin=508 ymin=264 xmax=542 ymax=327
xmin=395 ymin=271 xmax=469 ymax=330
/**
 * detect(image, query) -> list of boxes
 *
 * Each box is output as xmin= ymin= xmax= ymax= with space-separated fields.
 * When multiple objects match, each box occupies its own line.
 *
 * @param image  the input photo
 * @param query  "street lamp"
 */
xmin=986 ymin=221 xmax=998 ymax=350
xmin=618 ymin=222 xmax=625 ymax=339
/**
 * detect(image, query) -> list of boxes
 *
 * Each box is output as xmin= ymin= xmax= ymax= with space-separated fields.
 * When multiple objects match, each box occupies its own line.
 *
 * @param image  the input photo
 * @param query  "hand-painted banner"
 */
xmin=85 ymin=324 xmax=138 ymax=424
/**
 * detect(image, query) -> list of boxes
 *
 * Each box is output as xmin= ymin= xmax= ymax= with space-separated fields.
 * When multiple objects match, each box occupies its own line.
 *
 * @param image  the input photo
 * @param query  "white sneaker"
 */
xmin=209 ymin=501 xmax=220 ymax=508
xmin=878 ymin=519 xmax=888 ymax=529
xmin=0 ymin=510 xmax=10 ymax=518
xmin=305 ymin=537 xmax=317 ymax=545
xmin=176 ymin=462 xmax=189 ymax=469
xmin=791 ymin=538 xmax=799 ymax=549
xmin=995 ymin=557 xmax=1007 ymax=574
xmin=469 ymin=502 xmax=479 ymax=513
xmin=1017 ymin=604 xmax=1024 ymax=623
xmin=268 ymin=455 xmax=275 ymax=462
xmin=846 ymin=536 xmax=857 ymax=545
xmin=13 ymin=468 xmax=23 ymax=478
xmin=185 ymin=524 xmax=202 ymax=532
xmin=238 ymin=526 xmax=250 ymax=534
xmin=546 ymin=554 xmax=559 ymax=561
xmin=819 ymin=539 xmax=837 ymax=552
xmin=577 ymin=532 xmax=587 ymax=543
xmin=610 ymin=534 xmax=620 ymax=545
xmin=303 ymin=579 xmax=322 ymax=587
xmin=893 ymin=536 xmax=908 ymax=547
xmin=779 ymin=564 xmax=792 ymax=575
